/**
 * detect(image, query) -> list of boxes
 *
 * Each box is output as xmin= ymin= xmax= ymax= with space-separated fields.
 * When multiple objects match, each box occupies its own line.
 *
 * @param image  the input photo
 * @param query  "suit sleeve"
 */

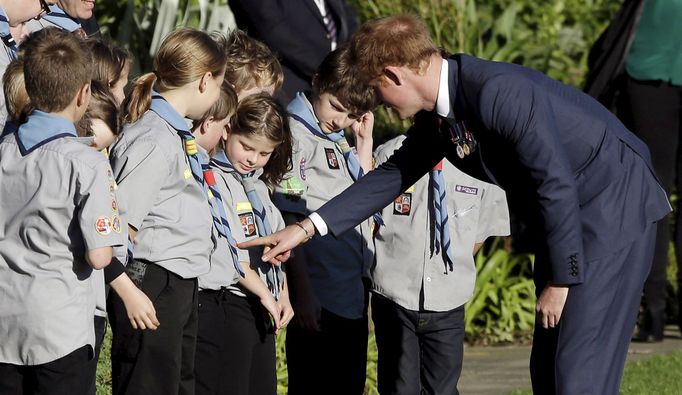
xmin=316 ymin=111 xmax=449 ymax=236
xmin=477 ymin=75 xmax=584 ymax=285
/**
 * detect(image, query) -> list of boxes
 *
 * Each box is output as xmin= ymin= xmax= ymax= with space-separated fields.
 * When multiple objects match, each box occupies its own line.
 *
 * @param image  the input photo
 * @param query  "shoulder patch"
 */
xmin=95 ymin=215 xmax=112 ymax=235
xmin=111 ymin=215 xmax=122 ymax=233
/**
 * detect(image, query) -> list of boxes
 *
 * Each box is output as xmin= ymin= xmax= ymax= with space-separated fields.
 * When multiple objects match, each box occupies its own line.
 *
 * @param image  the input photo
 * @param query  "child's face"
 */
xmin=312 ymin=92 xmax=361 ymax=133
xmin=199 ymin=116 xmax=230 ymax=152
xmin=223 ymin=132 xmax=278 ymax=174
xmin=110 ymin=62 xmax=130 ymax=106
xmin=237 ymin=84 xmax=275 ymax=101
xmin=90 ymin=118 xmax=116 ymax=151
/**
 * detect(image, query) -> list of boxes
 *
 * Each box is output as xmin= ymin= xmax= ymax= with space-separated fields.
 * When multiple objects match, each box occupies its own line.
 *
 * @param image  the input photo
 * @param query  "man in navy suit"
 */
xmin=242 ymin=15 xmax=671 ymax=394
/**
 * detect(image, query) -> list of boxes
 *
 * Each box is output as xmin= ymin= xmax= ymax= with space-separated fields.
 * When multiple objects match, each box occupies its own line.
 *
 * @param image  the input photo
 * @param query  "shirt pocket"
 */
xmin=449 ymin=191 xmax=481 ymax=234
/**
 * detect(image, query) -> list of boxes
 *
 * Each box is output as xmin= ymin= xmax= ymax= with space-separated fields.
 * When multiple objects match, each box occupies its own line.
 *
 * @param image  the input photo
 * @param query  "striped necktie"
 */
xmin=322 ymin=5 xmax=337 ymax=44
xmin=149 ymin=93 xmax=244 ymax=276
xmin=431 ymin=161 xmax=455 ymax=273
xmin=0 ymin=11 xmax=17 ymax=60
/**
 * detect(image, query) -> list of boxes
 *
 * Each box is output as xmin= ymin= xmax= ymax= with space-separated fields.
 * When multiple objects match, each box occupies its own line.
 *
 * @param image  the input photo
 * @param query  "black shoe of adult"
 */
xmin=632 ymin=331 xmax=664 ymax=343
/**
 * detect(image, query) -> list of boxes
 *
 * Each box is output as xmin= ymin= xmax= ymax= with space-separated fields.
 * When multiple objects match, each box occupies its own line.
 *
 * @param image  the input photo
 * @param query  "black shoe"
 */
xmin=632 ymin=331 xmax=663 ymax=343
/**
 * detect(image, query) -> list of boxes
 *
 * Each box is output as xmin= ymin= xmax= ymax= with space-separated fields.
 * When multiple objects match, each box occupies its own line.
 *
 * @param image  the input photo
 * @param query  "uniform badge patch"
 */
xmin=111 ymin=200 xmax=118 ymax=212
xmin=111 ymin=215 xmax=122 ymax=233
xmin=299 ymin=157 xmax=306 ymax=180
xmin=184 ymin=168 xmax=192 ymax=180
xmin=324 ymin=148 xmax=339 ymax=169
xmin=455 ymin=185 xmax=478 ymax=195
xmin=393 ymin=193 xmax=412 ymax=215
xmin=95 ymin=215 xmax=112 ymax=235
xmin=239 ymin=212 xmax=257 ymax=238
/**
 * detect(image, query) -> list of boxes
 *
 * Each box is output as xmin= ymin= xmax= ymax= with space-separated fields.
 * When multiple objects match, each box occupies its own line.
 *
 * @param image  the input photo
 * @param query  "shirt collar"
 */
xmin=149 ymin=91 xmax=192 ymax=133
xmin=210 ymin=149 xmax=263 ymax=178
xmin=15 ymin=110 xmax=77 ymax=155
xmin=435 ymin=58 xmax=451 ymax=119
xmin=286 ymin=92 xmax=328 ymax=139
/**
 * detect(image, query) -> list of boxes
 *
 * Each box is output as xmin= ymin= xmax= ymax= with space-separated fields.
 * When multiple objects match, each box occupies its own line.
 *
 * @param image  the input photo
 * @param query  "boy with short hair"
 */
xmin=224 ymin=29 xmax=283 ymax=100
xmin=272 ymin=46 xmax=378 ymax=395
xmin=0 ymin=27 xmax=125 ymax=393
xmin=371 ymin=135 xmax=510 ymax=394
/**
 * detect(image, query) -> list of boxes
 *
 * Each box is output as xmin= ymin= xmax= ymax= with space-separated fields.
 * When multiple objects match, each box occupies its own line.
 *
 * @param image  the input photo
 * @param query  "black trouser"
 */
xmin=85 ymin=315 xmax=107 ymax=395
xmin=530 ymin=223 xmax=656 ymax=394
xmin=0 ymin=345 xmax=91 ymax=395
xmin=195 ymin=290 xmax=276 ymax=395
xmin=371 ymin=293 xmax=465 ymax=395
xmin=626 ymin=75 xmax=682 ymax=337
xmin=108 ymin=262 xmax=199 ymax=395
xmin=286 ymin=308 xmax=368 ymax=395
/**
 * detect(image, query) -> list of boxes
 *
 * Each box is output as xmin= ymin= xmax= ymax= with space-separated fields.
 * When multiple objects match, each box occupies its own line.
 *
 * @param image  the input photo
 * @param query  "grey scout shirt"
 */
xmin=109 ymin=110 xmax=214 ymax=278
xmin=200 ymin=154 xmax=285 ymax=292
xmin=0 ymin=124 xmax=124 ymax=365
xmin=372 ymin=135 xmax=510 ymax=312
xmin=272 ymin=94 xmax=374 ymax=320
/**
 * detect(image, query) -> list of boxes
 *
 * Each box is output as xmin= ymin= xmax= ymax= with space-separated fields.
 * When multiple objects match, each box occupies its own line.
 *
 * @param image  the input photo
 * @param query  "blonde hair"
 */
xmin=224 ymin=30 xmax=283 ymax=96
xmin=3 ymin=59 xmax=31 ymax=124
xmin=350 ymin=15 xmax=439 ymax=82
xmin=124 ymin=28 xmax=227 ymax=123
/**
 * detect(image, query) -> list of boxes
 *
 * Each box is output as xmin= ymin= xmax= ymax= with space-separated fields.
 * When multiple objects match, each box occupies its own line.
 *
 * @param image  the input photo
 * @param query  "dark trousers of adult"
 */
xmin=108 ymin=262 xmax=199 ymax=395
xmin=530 ymin=223 xmax=656 ymax=394
xmin=0 ymin=345 xmax=91 ymax=395
xmin=84 ymin=315 xmax=107 ymax=395
xmin=371 ymin=293 xmax=464 ymax=395
xmin=625 ymin=75 xmax=682 ymax=338
xmin=286 ymin=308 xmax=368 ymax=395
xmin=195 ymin=290 xmax=276 ymax=395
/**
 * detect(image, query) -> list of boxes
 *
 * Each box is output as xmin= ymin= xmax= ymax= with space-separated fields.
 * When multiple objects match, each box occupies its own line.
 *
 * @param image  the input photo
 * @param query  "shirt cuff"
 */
xmin=308 ymin=212 xmax=328 ymax=236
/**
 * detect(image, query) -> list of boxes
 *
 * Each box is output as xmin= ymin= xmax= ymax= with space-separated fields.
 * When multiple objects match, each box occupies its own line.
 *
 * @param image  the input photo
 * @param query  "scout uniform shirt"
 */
xmin=0 ymin=111 xmax=125 ymax=365
xmin=108 ymin=108 xmax=214 ymax=278
xmin=272 ymin=93 xmax=374 ymax=320
xmin=372 ymin=135 xmax=510 ymax=312
xmin=199 ymin=151 xmax=286 ymax=293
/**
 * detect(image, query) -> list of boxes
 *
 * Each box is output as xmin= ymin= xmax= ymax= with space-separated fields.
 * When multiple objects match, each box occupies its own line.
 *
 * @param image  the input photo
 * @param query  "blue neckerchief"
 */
xmin=15 ymin=110 xmax=77 ymax=155
xmin=210 ymin=150 xmax=283 ymax=299
xmin=430 ymin=167 xmax=455 ymax=273
xmin=0 ymin=6 xmax=17 ymax=59
xmin=287 ymin=91 xmax=384 ymax=226
xmin=149 ymin=92 xmax=245 ymax=277
xmin=43 ymin=5 xmax=82 ymax=32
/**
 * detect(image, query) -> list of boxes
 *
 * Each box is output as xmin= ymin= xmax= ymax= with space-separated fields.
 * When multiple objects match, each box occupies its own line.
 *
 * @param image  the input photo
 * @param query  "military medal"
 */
xmin=463 ymin=143 xmax=470 ymax=156
xmin=456 ymin=144 xmax=465 ymax=159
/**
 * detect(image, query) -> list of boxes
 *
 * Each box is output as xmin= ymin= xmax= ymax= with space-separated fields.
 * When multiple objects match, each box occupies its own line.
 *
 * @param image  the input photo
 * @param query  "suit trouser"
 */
xmin=371 ymin=293 xmax=464 ymax=395
xmin=0 ymin=345 xmax=91 ymax=395
xmin=530 ymin=222 xmax=656 ymax=394
xmin=286 ymin=307 xmax=368 ymax=395
xmin=626 ymin=75 xmax=682 ymax=336
xmin=109 ymin=262 xmax=199 ymax=395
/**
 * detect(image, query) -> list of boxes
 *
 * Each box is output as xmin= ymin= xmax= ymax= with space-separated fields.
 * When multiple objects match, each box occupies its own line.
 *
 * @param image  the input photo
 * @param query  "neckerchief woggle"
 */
xmin=287 ymin=92 xmax=384 ymax=227
xmin=210 ymin=150 xmax=284 ymax=300
xmin=149 ymin=92 xmax=244 ymax=277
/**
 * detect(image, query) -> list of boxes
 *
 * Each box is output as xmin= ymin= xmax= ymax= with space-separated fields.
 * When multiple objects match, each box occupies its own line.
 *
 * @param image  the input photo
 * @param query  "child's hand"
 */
xmin=277 ymin=289 xmax=295 ymax=334
xmin=260 ymin=294 xmax=282 ymax=331
xmin=112 ymin=275 xmax=160 ymax=330
xmin=351 ymin=111 xmax=374 ymax=140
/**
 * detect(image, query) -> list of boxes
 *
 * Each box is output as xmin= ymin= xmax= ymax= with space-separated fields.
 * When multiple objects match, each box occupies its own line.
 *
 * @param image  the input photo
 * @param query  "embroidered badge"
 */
xmin=184 ymin=168 xmax=192 ymax=180
xmin=324 ymin=148 xmax=340 ymax=169
xmin=455 ymin=185 xmax=478 ymax=195
xmin=239 ymin=212 xmax=257 ymax=237
xmin=95 ymin=215 xmax=112 ymax=235
xmin=111 ymin=200 xmax=118 ymax=212
xmin=299 ymin=157 xmax=306 ymax=180
xmin=111 ymin=215 xmax=122 ymax=233
xmin=393 ymin=193 xmax=412 ymax=216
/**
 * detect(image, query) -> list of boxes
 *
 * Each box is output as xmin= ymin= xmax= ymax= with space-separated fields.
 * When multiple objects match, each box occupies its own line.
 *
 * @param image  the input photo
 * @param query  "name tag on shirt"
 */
xmin=455 ymin=184 xmax=478 ymax=195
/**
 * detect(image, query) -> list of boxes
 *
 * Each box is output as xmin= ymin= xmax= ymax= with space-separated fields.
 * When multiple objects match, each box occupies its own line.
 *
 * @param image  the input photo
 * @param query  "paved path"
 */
xmin=458 ymin=325 xmax=682 ymax=394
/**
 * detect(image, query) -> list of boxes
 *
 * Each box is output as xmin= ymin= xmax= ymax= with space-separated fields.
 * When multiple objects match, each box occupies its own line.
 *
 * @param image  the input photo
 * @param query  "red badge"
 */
xmin=203 ymin=169 xmax=216 ymax=186
xmin=393 ymin=193 xmax=412 ymax=216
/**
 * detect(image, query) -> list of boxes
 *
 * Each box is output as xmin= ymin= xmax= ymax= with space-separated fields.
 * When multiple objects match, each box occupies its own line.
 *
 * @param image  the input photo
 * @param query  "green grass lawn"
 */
xmin=507 ymin=351 xmax=682 ymax=395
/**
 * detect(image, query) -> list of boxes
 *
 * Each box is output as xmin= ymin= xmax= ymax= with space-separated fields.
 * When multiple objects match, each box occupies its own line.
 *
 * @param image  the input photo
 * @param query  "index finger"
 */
xmin=237 ymin=235 xmax=274 ymax=249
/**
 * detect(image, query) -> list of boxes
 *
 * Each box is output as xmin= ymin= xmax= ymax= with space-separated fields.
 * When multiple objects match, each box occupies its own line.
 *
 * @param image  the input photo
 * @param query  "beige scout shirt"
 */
xmin=109 ymin=111 xmax=214 ymax=278
xmin=0 ymin=133 xmax=124 ymax=365
xmin=200 ymin=154 xmax=285 ymax=291
xmin=372 ymin=135 xmax=510 ymax=312
xmin=272 ymin=95 xmax=374 ymax=320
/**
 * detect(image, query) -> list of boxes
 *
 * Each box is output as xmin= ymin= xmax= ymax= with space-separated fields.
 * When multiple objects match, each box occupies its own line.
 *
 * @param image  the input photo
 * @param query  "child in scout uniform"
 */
xmin=196 ymin=93 xmax=293 ymax=395
xmin=0 ymin=28 xmax=125 ymax=393
xmin=371 ymin=135 xmax=510 ymax=394
xmin=224 ymin=29 xmax=283 ymax=100
xmin=85 ymin=37 xmax=131 ymax=105
xmin=107 ymin=28 xmax=227 ymax=395
xmin=77 ymin=80 xmax=122 ymax=150
xmin=190 ymin=82 xmax=237 ymax=159
xmin=1 ymin=58 xmax=29 ymax=135
xmin=272 ymin=46 xmax=378 ymax=395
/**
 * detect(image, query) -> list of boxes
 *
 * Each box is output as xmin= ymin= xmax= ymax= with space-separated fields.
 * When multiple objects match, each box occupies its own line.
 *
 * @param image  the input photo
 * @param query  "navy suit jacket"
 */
xmin=316 ymin=54 xmax=670 ymax=285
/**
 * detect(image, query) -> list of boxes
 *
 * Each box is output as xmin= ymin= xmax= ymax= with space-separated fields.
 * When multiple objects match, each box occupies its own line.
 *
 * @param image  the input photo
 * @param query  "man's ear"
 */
xmin=199 ymin=71 xmax=213 ymax=93
xmin=382 ymin=66 xmax=403 ymax=86
xmin=76 ymin=82 xmax=91 ymax=109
